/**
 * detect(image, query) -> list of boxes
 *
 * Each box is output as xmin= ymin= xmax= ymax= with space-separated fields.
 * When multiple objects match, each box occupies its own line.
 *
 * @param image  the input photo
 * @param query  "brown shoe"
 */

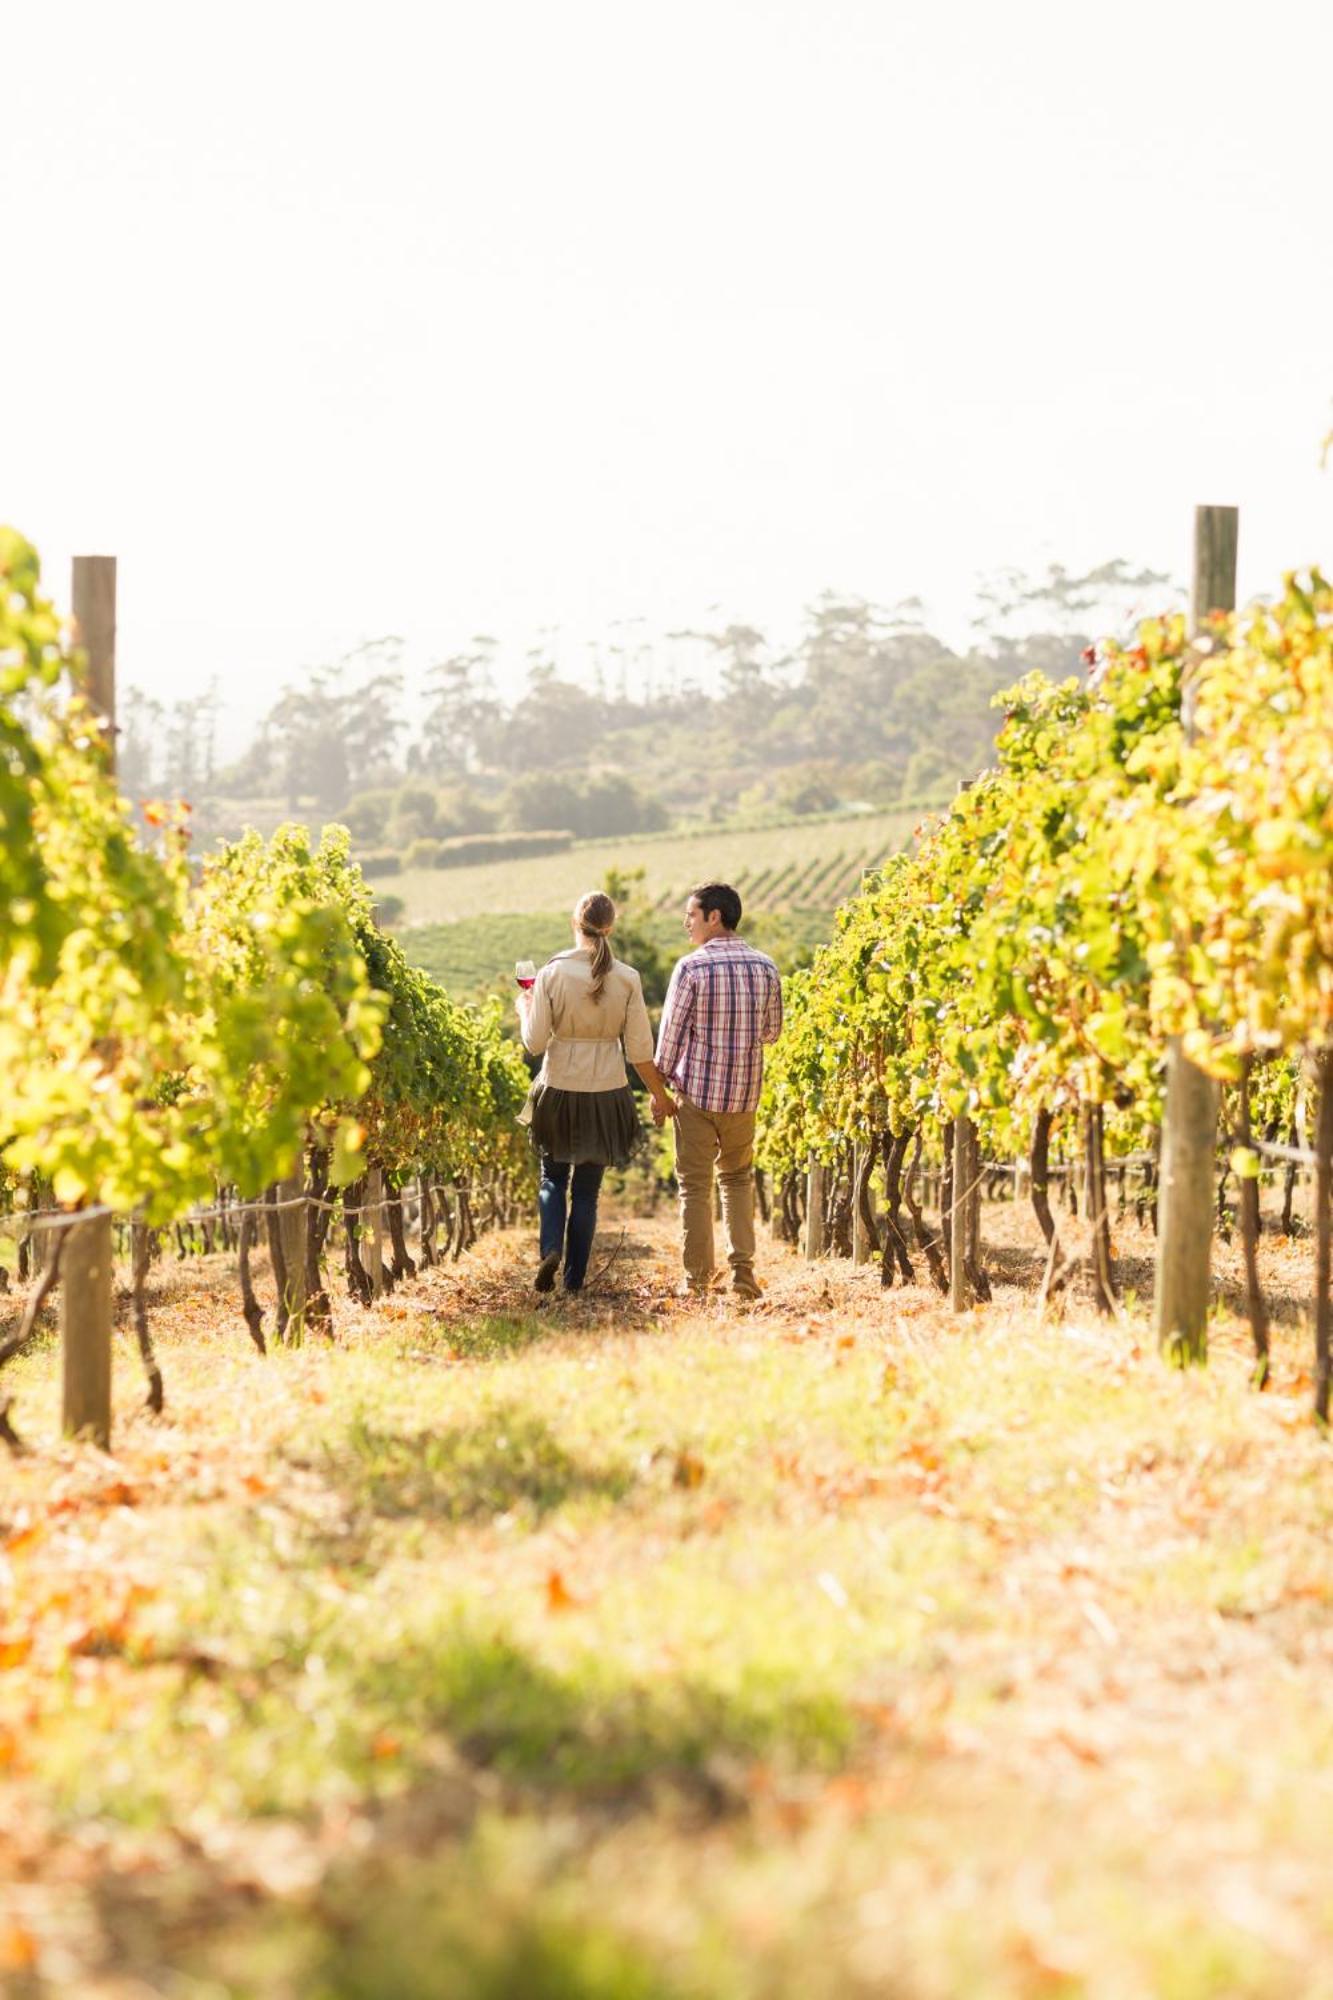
xmin=731 ymin=1272 xmax=763 ymax=1300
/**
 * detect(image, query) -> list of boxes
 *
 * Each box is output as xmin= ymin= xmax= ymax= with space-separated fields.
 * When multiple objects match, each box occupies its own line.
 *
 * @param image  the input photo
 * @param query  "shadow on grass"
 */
xmin=977 ymin=1230 xmax=1317 ymax=1335
xmin=336 ymin=1404 xmax=634 ymax=1524
xmin=413 ymin=1288 xmax=666 ymax=1360
xmin=155 ymin=1837 xmax=699 ymax=2000
xmin=412 ymin=1311 xmax=555 ymax=1360
xmin=306 ymin=1879 xmax=689 ymax=2000
xmin=356 ymin=1621 xmax=853 ymax=1801
xmin=96 ymin=1813 xmax=699 ymax=2000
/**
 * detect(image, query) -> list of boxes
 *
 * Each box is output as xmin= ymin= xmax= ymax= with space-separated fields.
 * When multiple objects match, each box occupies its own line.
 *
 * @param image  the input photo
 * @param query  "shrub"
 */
xmin=437 ymin=785 xmax=500 ymax=836
xmin=776 ymin=772 xmax=839 ymax=817
xmin=343 ymin=789 xmax=396 ymax=842
xmin=405 ymin=837 xmax=446 ymax=870
xmin=503 ymin=772 xmax=669 ymax=838
xmin=391 ymin=784 xmax=443 ymax=842
xmin=356 ymin=850 xmax=402 ymax=879
xmin=898 ymin=746 xmax=957 ymax=803
xmin=433 ymin=830 xmax=575 ymax=869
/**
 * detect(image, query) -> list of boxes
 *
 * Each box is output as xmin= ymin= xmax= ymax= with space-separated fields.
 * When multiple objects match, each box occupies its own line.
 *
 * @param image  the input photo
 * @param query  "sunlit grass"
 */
xmin=6 ymin=1213 xmax=1333 ymax=1996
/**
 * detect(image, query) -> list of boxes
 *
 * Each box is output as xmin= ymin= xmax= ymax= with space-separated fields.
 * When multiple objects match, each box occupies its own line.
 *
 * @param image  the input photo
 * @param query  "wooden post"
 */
xmin=61 ymin=557 xmax=118 ymax=1447
xmin=62 ymin=1213 xmax=113 ymax=1447
xmin=949 ymin=1114 xmax=971 ymax=1310
xmin=966 ymin=1121 xmax=982 ymax=1269
xmin=71 ymin=555 xmax=117 ymax=765
xmin=804 ymin=1162 xmax=826 ymax=1261
xmin=1188 ymin=506 xmax=1240 ymax=674
xmin=1314 ymin=1049 xmax=1333 ymax=1424
xmin=275 ymin=1168 xmax=308 ymax=1339
xmin=852 ymin=1144 xmax=870 ymax=1264
xmin=367 ymin=1164 xmax=385 ymax=1297
xmin=1155 ymin=505 xmax=1237 ymax=1364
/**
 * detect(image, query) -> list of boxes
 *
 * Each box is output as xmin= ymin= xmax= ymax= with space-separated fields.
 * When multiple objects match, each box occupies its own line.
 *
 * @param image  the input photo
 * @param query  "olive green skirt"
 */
xmin=524 ymin=1082 xmax=644 ymax=1168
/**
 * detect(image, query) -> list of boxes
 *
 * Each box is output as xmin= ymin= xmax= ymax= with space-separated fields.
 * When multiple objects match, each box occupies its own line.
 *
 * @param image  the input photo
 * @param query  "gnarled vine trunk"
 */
xmin=878 ymin=1129 xmax=914 ymax=1287
xmin=386 ymin=1180 xmax=417 ymax=1282
xmin=1235 ymin=1057 xmax=1270 ymax=1385
xmin=237 ymin=1209 xmax=267 ymax=1353
xmin=1029 ymin=1107 xmax=1069 ymax=1299
xmin=343 ymin=1180 xmax=373 ymax=1306
xmin=902 ymin=1132 xmax=948 ymax=1294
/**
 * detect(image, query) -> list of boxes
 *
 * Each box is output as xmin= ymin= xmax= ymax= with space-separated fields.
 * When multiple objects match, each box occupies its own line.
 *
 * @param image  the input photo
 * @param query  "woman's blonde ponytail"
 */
xmin=574 ymin=890 xmax=616 ymax=1001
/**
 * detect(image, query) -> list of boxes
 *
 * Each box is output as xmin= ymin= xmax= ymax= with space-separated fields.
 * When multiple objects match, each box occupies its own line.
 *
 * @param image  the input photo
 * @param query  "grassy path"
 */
xmin=2 ymin=1210 xmax=1332 ymax=1996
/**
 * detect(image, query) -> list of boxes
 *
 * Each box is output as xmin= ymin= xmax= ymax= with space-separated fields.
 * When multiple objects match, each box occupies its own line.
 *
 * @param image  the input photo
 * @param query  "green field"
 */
xmin=405 ymin=907 xmax=835 ymax=1003
xmin=396 ymin=809 xmax=915 ymax=996
xmin=392 ymin=809 xmax=915 ymax=928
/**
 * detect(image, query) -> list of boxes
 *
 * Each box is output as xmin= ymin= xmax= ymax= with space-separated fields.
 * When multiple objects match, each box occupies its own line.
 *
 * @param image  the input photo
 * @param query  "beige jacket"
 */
xmin=521 ymin=947 xmax=654 ymax=1092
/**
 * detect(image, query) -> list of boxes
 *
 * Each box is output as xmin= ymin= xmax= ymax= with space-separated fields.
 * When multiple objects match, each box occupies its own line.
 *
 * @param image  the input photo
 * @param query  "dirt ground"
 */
xmin=1 ymin=1186 xmax=1331 ymax=1998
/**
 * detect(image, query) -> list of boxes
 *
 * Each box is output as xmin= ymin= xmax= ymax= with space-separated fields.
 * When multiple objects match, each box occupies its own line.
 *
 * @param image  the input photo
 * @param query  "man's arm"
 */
xmin=760 ymin=963 xmax=783 ymax=1045
xmin=654 ymin=959 xmax=695 ymax=1085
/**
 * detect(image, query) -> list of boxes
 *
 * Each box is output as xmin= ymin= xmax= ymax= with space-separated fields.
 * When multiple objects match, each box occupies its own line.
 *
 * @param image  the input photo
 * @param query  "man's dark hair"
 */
xmin=691 ymin=881 xmax=742 ymax=932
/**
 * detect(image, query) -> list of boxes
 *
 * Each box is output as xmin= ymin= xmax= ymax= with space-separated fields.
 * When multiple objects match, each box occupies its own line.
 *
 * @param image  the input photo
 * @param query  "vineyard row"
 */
xmin=758 ymin=563 xmax=1333 ymax=1413
xmin=0 ymin=529 xmax=533 ymax=1449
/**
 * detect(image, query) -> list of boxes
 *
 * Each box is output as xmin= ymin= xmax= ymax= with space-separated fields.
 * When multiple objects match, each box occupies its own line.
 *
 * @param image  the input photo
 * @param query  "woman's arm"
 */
xmin=517 ymin=966 xmax=554 ymax=1055
xmin=622 ymin=971 xmax=676 ymax=1122
xmin=631 ymin=1058 xmax=677 ymax=1126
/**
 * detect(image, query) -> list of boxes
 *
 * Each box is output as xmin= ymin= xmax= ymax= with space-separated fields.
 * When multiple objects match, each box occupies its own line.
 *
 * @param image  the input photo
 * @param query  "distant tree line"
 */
xmin=122 ymin=559 xmax=1176 ymax=846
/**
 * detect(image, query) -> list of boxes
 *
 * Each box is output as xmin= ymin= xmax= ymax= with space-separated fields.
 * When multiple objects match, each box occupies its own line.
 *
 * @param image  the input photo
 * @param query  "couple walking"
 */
xmin=516 ymin=882 xmax=783 ymax=1298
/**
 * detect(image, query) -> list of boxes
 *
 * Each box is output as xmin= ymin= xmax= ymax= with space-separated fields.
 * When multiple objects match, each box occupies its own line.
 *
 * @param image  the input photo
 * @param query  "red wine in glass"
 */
xmin=515 ymin=958 xmax=537 ymax=990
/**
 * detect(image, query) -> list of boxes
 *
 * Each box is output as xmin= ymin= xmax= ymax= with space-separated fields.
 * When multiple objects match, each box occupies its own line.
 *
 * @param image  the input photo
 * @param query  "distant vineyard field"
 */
xmin=392 ymin=808 xmax=917 ymax=929
xmin=404 ymin=906 xmax=836 ymax=1001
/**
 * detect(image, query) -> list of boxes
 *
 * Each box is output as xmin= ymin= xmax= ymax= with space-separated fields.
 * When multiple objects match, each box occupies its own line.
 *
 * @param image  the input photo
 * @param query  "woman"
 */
xmin=517 ymin=889 xmax=675 ymax=1293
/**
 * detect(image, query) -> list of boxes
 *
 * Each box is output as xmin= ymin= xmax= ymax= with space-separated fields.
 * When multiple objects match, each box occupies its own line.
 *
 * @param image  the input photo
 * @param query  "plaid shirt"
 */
xmin=655 ymin=935 xmax=783 ymax=1114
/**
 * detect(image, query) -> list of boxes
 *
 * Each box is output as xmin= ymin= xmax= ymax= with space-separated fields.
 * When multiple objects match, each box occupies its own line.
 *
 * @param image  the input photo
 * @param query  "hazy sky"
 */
xmin=8 ymin=0 xmax=1331 ymax=748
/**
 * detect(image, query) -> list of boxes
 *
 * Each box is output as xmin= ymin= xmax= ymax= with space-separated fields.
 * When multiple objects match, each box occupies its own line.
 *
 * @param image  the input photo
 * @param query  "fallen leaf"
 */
xmin=1053 ymin=1728 xmax=1104 ymax=1765
xmin=0 ymin=1925 xmax=37 ymax=1971
xmin=1080 ymin=1599 xmax=1119 ymax=1646
xmin=815 ymin=1570 xmax=849 ymax=1610
xmin=545 ymin=1568 xmax=585 ymax=1613
xmin=822 ymin=1772 xmax=870 ymax=1814
xmin=673 ymin=1450 xmax=706 ymax=1490
xmin=1007 ymin=1930 xmax=1083 ymax=1988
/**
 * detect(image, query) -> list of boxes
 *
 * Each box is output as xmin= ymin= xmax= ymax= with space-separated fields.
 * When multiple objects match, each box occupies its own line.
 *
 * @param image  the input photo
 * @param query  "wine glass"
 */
xmin=515 ymin=958 xmax=537 ymax=991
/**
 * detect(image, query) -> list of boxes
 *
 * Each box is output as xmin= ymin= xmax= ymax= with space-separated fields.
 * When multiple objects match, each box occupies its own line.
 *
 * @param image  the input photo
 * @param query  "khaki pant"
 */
xmin=672 ymin=1095 xmax=756 ymax=1287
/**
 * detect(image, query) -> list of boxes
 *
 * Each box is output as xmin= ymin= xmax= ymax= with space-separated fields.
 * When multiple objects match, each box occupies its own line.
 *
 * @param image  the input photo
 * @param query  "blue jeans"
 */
xmin=539 ymin=1158 xmax=605 ymax=1291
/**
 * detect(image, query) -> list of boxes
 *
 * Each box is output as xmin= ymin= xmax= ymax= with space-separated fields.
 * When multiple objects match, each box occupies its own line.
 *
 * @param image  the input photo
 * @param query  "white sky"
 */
xmin=7 ymin=0 xmax=1332 ymax=749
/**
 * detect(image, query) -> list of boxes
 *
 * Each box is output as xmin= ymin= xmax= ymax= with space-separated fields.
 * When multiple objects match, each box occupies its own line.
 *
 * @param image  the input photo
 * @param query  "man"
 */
xmin=653 ymin=882 xmax=783 ymax=1299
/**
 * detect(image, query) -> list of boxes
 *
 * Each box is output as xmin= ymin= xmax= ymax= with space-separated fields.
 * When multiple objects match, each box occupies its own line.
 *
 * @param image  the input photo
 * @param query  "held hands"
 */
xmin=651 ymin=1091 xmax=678 ymax=1127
